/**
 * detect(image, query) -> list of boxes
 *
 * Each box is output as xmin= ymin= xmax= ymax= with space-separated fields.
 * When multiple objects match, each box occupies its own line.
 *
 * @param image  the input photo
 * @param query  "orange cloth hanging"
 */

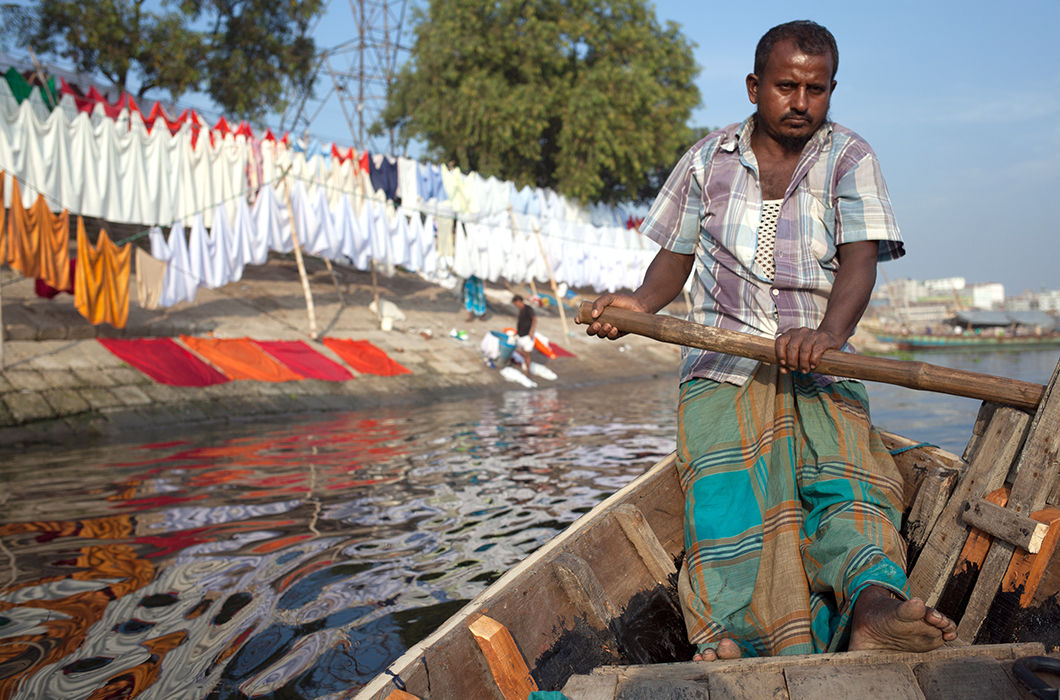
xmin=2 ymin=175 xmax=70 ymax=290
xmin=179 ymin=336 xmax=303 ymax=382
xmin=74 ymin=218 xmax=131 ymax=328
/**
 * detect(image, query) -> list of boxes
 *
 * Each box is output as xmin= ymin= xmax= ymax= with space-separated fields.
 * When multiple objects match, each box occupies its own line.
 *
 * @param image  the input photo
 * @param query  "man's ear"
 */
xmin=746 ymin=73 xmax=759 ymax=104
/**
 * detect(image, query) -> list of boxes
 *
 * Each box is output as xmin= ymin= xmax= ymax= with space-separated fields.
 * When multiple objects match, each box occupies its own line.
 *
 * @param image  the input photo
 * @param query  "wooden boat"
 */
xmin=876 ymin=332 xmax=1060 ymax=352
xmin=357 ymin=429 xmax=1059 ymax=699
xmin=358 ymin=306 xmax=1060 ymax=699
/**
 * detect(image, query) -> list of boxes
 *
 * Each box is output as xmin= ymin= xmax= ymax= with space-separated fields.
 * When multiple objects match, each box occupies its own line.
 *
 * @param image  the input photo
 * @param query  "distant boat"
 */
xmin=875 ymin=332 xmax=1060 ymax=351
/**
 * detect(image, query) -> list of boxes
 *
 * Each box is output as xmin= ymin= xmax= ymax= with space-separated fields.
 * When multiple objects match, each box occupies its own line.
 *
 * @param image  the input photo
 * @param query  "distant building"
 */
xmin=970 ymin=283 xmax=1005 ymax=310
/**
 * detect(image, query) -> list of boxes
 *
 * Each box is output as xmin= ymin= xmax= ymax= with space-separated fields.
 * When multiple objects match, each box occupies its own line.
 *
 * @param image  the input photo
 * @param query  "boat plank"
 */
xmin=784 ymin=663 xmax=924 ymax=700
xmin=907 ymin=407 xmax=1030 ymax=605
xmin=905 ymin=467 xmax=958 ymax=556
xmin=706 ymin=667 xmax=788 ymax=699
xmin=562 ymin=673 xmax=619 ymax=700
xmin=617 ymin=678 xmax=710 ymax=699
xmin=589 ymin=643 xmax=1046 ymax=683
xmin=912 ymin=656 xmax=1021 ymax=700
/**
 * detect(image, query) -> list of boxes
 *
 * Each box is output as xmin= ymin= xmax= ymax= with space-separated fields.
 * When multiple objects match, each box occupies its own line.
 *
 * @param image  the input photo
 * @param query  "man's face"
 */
xmin=746 ymin=39 xmax=836 ymax=152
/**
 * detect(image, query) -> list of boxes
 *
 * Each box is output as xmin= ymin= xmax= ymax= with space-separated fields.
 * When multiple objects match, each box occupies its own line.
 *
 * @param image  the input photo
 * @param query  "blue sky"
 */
xmin=307 ymin=1 xmax=1058 ymax=293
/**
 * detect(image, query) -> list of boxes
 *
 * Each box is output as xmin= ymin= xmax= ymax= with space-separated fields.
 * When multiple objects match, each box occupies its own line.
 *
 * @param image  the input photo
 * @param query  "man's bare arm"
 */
xmin=581 ymin=248 xmax=695 ymax=339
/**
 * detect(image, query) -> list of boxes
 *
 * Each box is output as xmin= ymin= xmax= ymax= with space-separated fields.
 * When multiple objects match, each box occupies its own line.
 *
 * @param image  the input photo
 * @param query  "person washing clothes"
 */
xmin=512 ymin=295 xmax=536 ymax=376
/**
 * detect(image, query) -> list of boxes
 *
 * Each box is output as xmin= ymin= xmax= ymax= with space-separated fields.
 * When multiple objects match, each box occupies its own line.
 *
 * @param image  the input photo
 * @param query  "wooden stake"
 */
xmin=530 ymin=224 xmax=569 ymax=337
xmin=467 ymin=614 xmax=538 ymax=700
xmin=280 ymin=171 xmax=318 ymax=339
xmin=575 ymin=302 xmax=1046 ymax=409
xmin=323 ymin=258 xmax=345 ymax=306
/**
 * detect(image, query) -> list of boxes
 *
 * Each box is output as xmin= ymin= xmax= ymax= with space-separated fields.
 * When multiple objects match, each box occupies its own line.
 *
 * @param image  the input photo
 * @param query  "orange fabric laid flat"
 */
xmin=321 ymin=338 xmax=412 ymax=376
xmin=2 ymin=176 xmax=70 ymax=290
xmin=180 ymin=336 xmax=303 ymax=382
xmin=74 ymin=218 xmax=131 ymax=328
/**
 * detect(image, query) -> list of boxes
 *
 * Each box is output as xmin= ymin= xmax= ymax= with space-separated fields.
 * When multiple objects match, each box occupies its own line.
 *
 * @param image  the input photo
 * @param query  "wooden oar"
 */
xmin=575 ymin=302 xmax=1046 ymax=411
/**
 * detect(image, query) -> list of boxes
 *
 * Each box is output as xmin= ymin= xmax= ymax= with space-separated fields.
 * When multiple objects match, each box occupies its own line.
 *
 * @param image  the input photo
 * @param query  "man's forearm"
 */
xmin=818 ymin=241 xmax=878 ymax=344
xmin=633 ymin=249 xmax=696 ymax=313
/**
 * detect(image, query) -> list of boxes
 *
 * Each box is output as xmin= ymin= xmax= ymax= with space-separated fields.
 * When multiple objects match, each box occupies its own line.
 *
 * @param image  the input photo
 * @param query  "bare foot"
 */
xmin=692 ymin=638 xmax=742 ymax=662
xmin=848 ymin=585 xmax=958 ymax=652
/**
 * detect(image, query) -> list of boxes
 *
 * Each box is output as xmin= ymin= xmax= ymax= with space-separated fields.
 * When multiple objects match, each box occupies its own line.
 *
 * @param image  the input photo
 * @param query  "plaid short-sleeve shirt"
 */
xmin=642 ymin=116 xmax=905 ymax=386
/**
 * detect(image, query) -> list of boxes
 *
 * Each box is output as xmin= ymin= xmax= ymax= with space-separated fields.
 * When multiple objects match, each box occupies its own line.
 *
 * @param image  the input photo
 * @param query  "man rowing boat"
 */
xmin=582 ymin=20 xmax=957 ymax=660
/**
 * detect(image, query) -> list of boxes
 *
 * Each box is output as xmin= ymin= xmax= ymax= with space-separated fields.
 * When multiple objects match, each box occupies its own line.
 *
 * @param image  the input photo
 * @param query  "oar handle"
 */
xmin=576 ymin=301 xmax=1045 ymax=410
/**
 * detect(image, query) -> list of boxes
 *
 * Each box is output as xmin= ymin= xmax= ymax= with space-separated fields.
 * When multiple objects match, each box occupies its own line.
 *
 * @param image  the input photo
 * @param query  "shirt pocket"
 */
xmin=804 ymin=194 xmax=837 ymax=269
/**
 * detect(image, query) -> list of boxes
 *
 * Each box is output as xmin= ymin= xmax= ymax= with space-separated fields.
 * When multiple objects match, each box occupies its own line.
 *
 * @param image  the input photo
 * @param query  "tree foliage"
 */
xmin=1 ymin=0 xmax=324 ymax=120
xmin=380 ymin=0 xmax=702 ymax=204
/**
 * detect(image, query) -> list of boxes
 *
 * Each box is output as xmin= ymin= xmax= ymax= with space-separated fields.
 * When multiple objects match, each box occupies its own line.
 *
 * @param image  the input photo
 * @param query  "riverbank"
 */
xmin=0 ymin=255 xmax=683 ymax=448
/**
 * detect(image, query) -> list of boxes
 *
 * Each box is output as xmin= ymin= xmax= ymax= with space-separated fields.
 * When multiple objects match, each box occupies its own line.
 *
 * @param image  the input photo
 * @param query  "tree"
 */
xmin=0 ymin=0 xmax=324 ymax=120
xmin=379 ymin=0 xmax=702 ymax=204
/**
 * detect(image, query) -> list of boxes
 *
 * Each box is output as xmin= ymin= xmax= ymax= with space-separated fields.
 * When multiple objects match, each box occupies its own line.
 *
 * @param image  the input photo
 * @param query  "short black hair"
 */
xmin=512 ymin=295 xmax=524 ymax=303
xmin=754 ymin=20 xmax=839 ymax=80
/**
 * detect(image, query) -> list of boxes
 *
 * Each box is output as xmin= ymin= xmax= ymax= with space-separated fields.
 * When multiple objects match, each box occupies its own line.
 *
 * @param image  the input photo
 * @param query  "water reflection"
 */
xmin=3 ymin=350 xmax=1055 ymax=699
xmin=0 ymin=382 xmax=678 ymax=699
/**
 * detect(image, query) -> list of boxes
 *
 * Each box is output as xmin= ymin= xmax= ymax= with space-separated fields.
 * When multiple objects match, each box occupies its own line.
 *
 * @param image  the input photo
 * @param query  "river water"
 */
xmin=0 ymin=349 xmax=1057 ymax=699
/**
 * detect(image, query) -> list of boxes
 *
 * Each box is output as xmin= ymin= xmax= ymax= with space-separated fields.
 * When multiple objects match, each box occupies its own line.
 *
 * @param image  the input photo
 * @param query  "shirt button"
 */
xmin=771 ymin=289 xmax=780 ymax=297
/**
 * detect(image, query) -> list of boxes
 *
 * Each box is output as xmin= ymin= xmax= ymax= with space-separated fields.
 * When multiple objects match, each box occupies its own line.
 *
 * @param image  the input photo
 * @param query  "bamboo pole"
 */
xmin=529 ymin=223 xmax=569 ymax=336
xmin=0 ymin=267 xmax=5 ymax=369
xmin=576 ymin=302 xmax=1045 ymax=410
xmin=280 ymin=170 xmax=319 ymax=339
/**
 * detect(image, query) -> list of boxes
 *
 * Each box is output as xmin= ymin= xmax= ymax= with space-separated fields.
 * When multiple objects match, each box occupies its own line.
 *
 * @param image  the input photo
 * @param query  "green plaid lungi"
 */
xmin=676 ymin=364 xmax=909 ymax=656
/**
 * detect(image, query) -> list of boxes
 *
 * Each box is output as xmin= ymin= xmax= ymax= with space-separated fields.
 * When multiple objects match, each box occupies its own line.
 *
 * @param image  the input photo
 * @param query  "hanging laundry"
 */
xmin=1 ymin=176 xmax=71 ymax=290
xmin=416 ymin=161 xmax=446 ymax=202
xmin=231 ymin=195 xmax=268 ymax=266
xmin=187 ymin=212 xmax=231 ymax=289
xmin=396 ymin=156 xmax=419 ymax=205
xmin=253 ymin=340 xmax=353 ymax=381
xmin=321 ymin=338 xmax=411 ymax=376
xmin=335 ymin=193 xmax=369 ymax=270
xmin=74 ymin=218 xmax=131 ymax=328
xmin=98 ymin=337 xmax=229 ymax=386
xmin=251 ymin=184 xmax=293 ymax=254
xmin=135 ymin=246 xmax=166 ymax=310
xmin=149 ymin=223 xmax=197 ymax=306
xmin=369 ymin=153 xmax=398 ymax=201
xmin=180 ymin=336 xmax=302 ymax=382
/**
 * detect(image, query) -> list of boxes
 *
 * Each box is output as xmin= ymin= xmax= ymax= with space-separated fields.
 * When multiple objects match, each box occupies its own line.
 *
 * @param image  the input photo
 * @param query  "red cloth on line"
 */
xmin=322 ymin=338 xmax=412 ymax=376
xmin=180 ymin=336 xmax=303 ymax=382
xmin=98 ymin=338 xmax=230 ymax=386
xmin=253 ymin=340 xmax=353 ymax=381
xmin=550 ymin=343 xmax=576 ymax=358
xmin=35 ymin=259 xmax=77 ymax=298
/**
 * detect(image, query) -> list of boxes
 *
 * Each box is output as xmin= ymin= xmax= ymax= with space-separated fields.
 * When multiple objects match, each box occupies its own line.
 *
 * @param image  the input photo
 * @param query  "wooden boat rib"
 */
xmin=358 ymin=426 xmax=1059 ymax=700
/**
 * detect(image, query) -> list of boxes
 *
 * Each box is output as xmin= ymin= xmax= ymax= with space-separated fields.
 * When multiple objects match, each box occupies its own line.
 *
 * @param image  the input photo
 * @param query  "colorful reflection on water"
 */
xmin=0 ymin=381 xmax=679 ymax=699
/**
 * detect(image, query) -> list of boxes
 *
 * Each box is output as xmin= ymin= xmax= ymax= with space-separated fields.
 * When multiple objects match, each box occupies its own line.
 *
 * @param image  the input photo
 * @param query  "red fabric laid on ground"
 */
xmin=98 ymin=338 xmax=230 ymax=386
xmin=180 ymin=336 xmax=303 ymax=382
xmin=253 ymin=340 xmax=353 ymax=381
xmin=322 ymin=338 xmax=412 ymax=376
xmin=550 ymin=343 xmax=576 ymax=358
